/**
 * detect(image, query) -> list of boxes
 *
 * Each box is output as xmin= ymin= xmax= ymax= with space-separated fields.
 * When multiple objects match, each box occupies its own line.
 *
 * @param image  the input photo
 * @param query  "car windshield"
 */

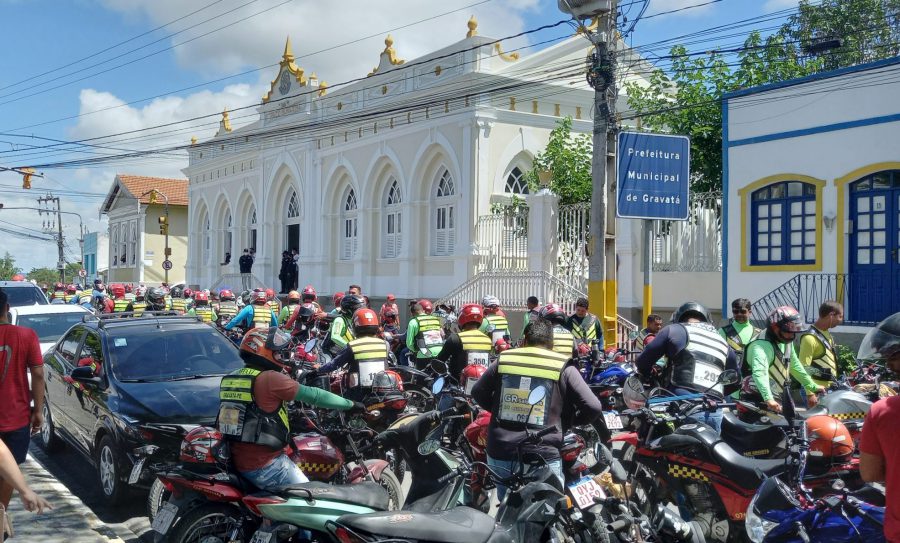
xmin=4 ymin=287 xmax=48 ymax=307
xmin=108 ymin=324 xmax=243 ymax=382
xmin=16 ymin=313 xmax=86 ymax=344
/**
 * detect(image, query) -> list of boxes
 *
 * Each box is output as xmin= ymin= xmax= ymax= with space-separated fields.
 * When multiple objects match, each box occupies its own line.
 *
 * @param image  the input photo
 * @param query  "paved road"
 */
xmin=28 ymin=442 xmax=152 ymax=542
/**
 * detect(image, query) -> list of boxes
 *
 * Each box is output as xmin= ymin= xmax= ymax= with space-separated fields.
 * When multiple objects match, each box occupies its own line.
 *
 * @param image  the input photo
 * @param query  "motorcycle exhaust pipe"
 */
xmin=653 ymin=504 xmax=696 ymax=541
xmin=607 ymin=517 xmax=633 ymax=533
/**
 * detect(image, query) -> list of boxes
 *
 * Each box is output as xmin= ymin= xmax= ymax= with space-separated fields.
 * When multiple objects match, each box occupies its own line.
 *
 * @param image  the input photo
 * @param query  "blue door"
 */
xmin=848 ymin=171 xmax=900 ymax=323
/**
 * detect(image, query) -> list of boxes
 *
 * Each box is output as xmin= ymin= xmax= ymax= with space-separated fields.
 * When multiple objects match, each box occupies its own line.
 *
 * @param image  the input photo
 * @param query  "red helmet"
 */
xmin=418 ymin=299 xmax=434 ymax=314
xmin=219 ymin=289 xmax=234 ymax=301
xmin=54 ymin=282 xmax=64 ymax=291
xmin=333 ymin=291 xmax=345 ymax=306
xmin=265 ymin=288 xmax=275 ymax=300
xmin=494 ymin=338 xmax=511 ymax=353
xmin=253 ymin=291 xmax=268 ymax=304
xmin=183 ymin=288 xmax=193 ymax=299
xmin=180 ymin=427 xmax=229 ymax=465
xmin=287 ymin=290 xmax=301 ymax=302
xmin=66 ymin=284 xmax=77 ymax=293
xmin=353 ymin=308 xmax=380 ymax=335
xmin=194 ymin=291 xmax=209 ymax=303
xmin=386 ymin=293 xmax=396 ymax=301
xmin=768 ymin=306 xmax=807 ymax=335
xmin=458 ymin=303 xmax=485 ymax=327
xmin=382 ymin=308 xmax=398 ymax=324
xmin=539 ymin=303 xmax=568 ymax=326
xmin=239 ymin=327 xmax=294 ymax=372
xmin=302 ymin=285 xmax=317 ymax=301
xmin=805 ymin=415 xmax=854 ymax=463
xmin=124 ymin=284 xmax=133 ymax=293
xmin=461 ymin=364 xmax=487 ymax=395
xmin=111 ymin=284 xmax=125 ymax=297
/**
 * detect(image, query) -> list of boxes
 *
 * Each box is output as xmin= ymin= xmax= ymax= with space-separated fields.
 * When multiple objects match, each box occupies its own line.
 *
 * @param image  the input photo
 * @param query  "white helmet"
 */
xmin=482 ymin=295 xmax=500 ymax=308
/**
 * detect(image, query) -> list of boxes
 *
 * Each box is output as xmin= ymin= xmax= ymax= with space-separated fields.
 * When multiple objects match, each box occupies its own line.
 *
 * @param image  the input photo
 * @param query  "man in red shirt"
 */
xmin=859 ymin=312 xmax=900 ymax=543
xmin=0 ymin=288 xmax=45 ymax=510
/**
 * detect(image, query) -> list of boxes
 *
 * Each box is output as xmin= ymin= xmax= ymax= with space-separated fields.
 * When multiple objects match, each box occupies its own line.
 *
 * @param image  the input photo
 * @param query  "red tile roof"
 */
xmin=102 ymin=174 xmax=189 ymax=213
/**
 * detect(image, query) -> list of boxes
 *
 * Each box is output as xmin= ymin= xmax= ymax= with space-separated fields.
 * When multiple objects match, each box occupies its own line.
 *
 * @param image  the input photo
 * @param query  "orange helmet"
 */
xmin=418 ymin=299 xmax=433 ymax=314
xmin=287 ymin=290 xmax=301 ymax=302
xmin=352 ymin=308 xmax=380 ymax=335
xmin=239 ymin=327 xmax=294 ymax=372
xmin=458 ymin=303 xmax=485 ymax=327
xmin=265 ymin=288 xmax=275 ymax=300
xmin=11 ymin=274 xmax=25 ymax=281
xmin=194 ymin=291 xmax=209 ymax=304
xmin=805 ymin=415 xmax=853 ymax=463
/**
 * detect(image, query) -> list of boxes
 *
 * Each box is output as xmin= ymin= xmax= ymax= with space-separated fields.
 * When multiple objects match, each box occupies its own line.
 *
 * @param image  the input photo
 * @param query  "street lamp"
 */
xmin=558 ymin=0 xmax=618 ymax=347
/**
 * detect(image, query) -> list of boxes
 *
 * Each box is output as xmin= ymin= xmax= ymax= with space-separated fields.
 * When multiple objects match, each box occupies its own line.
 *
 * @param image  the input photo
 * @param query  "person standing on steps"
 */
xmin=239 ymin=249 xmax=253 ymax=291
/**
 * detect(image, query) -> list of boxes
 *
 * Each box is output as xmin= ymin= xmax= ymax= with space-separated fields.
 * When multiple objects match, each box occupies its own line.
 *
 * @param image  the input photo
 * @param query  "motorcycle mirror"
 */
xmin=431 ymin=359 xmax=449 ymax=375
xmin=305 ymin=338 xmax=317 ymax=351
xmin=416 ymin=439 xmax=441 ymax=456
xmin=383 ymin=332 xmax=393 ymax=342
xmin=432 ymin=376 xmax=446 ymax=395
xmin=528 ymin=385 xmax=547 ymax=405
xmin=717 ymin=369 xmax=739 ymax=386
xmin=624 ymin=375 xmax=647 ymax=399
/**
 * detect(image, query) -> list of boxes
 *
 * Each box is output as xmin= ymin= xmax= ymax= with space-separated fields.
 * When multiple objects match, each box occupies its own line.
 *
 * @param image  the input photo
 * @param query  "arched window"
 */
xmin=129 ymin=221 xmax=137 ymax=267
xmin=505 ymin=167 xmax=529 ymax=194
xmin=224 ymin=210 xmax=233 ymax=260
xmin=341 ymin=187 xmax=358 ymax=260
xmin=119 ymin=223 xmax=127 ymax=266
xmin=248 ymin=204 xmax=258 ymax=252
xmin=432 ymin=168 xmax=456 ymax=256
xmin=203 ymin=213 xmax=211 ymax=265
xmin=286 ymin=189 xmax=300 ymax=219
xmin=111 ymin=224 xmax=119 ymax=268
xmin=751 ymin=181 xmax=816 ymax=265
xmin=383 ymin=178 xmax=402 ymax=258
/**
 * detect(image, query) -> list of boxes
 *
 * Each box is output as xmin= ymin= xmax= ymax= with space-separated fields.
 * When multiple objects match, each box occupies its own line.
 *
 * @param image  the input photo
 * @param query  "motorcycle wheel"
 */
xmin=376 ymin=466 xmax=405 ymax=510
xmin=167 ymin=503 xmax=244 ymax=543
xmin=146 ymin=478 xmax=170 ymax=521
xmin=386 ymin=448 xmax=406 ymax=485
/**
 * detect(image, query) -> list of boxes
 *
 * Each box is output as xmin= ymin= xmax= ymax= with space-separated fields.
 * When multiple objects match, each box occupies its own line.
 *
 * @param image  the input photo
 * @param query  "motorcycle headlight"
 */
xmin=745 ymin=477 xmax=800 ymax=543
xmin=745 ymin=491 xmax=777 ymax=543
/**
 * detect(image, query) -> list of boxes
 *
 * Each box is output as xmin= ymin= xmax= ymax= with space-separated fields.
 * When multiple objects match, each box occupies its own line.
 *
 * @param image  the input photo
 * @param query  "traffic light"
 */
xmin=158 ymin=215 xmax=168 ymax=235
xmin=21 ymin=168 xmax=34 ymax=189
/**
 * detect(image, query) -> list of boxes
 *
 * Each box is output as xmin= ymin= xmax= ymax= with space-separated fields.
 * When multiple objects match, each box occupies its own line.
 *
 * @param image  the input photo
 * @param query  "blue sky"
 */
xmin=0 ymin=0 xmax=795 ymax=271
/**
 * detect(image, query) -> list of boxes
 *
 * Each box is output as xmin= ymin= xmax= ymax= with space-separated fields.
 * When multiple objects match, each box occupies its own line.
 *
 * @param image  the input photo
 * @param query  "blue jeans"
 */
xmin=487 ymin=455 xmax=563 ymax=501
xmin=687 ymin=409 xmax=723 ymax=433
xmin=240 ymin=453 xmax=308 ymax=491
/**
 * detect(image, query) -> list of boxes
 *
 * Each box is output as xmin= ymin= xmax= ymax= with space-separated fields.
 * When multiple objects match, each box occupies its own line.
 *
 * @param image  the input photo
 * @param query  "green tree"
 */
xmin=625 ymin=0 xmax=900 ymax=192
xmin=27 ymin=267 xmax=61 ymax=286
xmin=525 ymin=116 xmax=593 ymax=205
xmin=0 ymin=252 xmax=20 ymax=280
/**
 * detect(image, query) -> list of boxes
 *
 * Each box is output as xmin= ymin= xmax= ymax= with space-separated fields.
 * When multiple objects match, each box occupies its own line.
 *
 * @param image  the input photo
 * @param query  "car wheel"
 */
xmin=96 ymin=435 xmax=127 ymax=504
xmin=39 ymin=401 xmax=64 ymax=453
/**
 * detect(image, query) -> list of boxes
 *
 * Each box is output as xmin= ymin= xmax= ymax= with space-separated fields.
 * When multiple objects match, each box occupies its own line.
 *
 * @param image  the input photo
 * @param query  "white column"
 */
xmin=527 ymin=190 xmax=559 ymax=274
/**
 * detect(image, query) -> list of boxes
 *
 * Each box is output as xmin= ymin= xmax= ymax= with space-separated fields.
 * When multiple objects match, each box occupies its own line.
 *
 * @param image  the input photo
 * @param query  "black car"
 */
xmin=0 ymin=280 xmax=48 ymax=307
xmin=38 ymin=313 xmax=244 ymax=504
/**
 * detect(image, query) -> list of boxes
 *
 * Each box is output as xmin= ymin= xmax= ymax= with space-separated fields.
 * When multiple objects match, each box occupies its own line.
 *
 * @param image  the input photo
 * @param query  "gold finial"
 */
xmin=467 ymin=15 xmax=478 ymax=38
xmin=220 ymin=107 xmax=232 ymax=133
xmin=381 ymin=34 xmax=405 ymax=66
xmin=282 ymin=36 xmax=295 ymax=62
xmin=494 ymin=42 xmax=519 ymax=62
xmin=318 ymin=81 xmax=328 ymax=97
xmin=385 ymin=35 xmax=394 ymax=50
xmin=190 ymin=136 xmax=197 ymax=145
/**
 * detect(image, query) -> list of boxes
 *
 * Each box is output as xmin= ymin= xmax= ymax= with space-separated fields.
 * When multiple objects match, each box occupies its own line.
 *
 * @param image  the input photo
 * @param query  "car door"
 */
xmin=70 ymin=331 xmax=109 ymax=457
xmin=45 ymin=327 xmax=86 ymax=450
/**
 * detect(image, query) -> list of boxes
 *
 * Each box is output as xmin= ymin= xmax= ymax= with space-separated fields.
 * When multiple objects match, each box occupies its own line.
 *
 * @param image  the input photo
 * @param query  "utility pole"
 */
xmin=559 ymin=0 xmax=618 ymax=346
xmin=37 ymin=194 xmax=66 ymax=282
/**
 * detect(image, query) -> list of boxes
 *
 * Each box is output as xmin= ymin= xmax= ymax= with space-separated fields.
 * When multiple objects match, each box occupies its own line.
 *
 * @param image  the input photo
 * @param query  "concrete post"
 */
xmin=527 ymin=190 xmax=559 ymax=274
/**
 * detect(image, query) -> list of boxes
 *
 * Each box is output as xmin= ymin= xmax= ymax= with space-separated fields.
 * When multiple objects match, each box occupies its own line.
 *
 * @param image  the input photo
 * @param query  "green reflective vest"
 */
xmin=459 ymin=329 xmax=493 ymax=367
xmin=217 ymin=367 xmax=290 ymax=450
xmin=497 ymin=347 xmax=568 ymax=428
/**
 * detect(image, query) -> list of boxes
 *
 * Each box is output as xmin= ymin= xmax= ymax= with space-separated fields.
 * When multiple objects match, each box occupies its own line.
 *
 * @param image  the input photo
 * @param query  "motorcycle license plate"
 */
xmin=151 ymin=502 xmax=179 ymax=535
xmin=568 ymin=476 xmax=606 ymax=510
xmin=604 ymin=411 xmax=624 ymax=430
xmin=250 ymin=530 xmax=273 ymax=543
xmin=127 ymin=457 xmax=145 ymax=485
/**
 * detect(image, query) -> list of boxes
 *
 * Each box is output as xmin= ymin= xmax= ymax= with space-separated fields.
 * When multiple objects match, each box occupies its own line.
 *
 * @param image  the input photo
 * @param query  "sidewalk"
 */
xmin=6 ymin=453 xmax=126 ymax=543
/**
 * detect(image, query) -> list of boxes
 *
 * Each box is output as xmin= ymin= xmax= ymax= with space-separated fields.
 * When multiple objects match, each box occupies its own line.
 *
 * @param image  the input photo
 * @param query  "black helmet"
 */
xmin=673 ymin=301 xmax=710 ymax=323
xmin=538 ymin=303 xmax=568 ymax=326
xmin=147 ymin=287 xmax=166 ymax=307
xmin=240 ymin=290 xmax=252 ymax=306
xmin=340 ymin=294 xmax=365 ymax=315
xmin=858 ymin=312 xmax=900 ymax=362
xmin=170 ymin=285 xmax=184 ymax=298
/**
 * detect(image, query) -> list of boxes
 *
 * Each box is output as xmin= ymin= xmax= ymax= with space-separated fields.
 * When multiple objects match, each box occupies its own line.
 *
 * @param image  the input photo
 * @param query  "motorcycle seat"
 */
xmin=720 ymin=412 xmax=787 ymax=456
xmin=336 ymin=506 xmax=495 ymax=543
xmin=710 ymin=441 xmax=788 ymax=488
xmin=275 ymin=481 xmax=390 ymax=511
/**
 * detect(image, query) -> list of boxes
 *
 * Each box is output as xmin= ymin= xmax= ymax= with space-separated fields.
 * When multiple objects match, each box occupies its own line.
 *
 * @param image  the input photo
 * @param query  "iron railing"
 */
xmin=209 ymin=272 xmax=268 ymax=293
xmin=652 ymin=191 xmax=722 ymax=272
xmin=556 ymin=203 xmax=591 ymax=292
xmin=474 ymin=211 xmax=529 ymax=272
xmin=750 ymin=273 xmax=880 ymax=328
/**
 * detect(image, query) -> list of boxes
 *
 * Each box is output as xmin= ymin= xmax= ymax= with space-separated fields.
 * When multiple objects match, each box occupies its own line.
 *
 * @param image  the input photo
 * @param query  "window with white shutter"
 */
xmin=432 ymin=168 xmax=456 ymax=256
xmin=129 ymin=221 xmax=137 ymax=267
xmin=248 ymin=205 xmax=258 ymax=252
xmin=383 ymin=178 xmax=402 ymax=258
xmin=341 ymin=187 xmax=358 ymax=260
xmin=111 ymin=224 xmax=119 ymax=268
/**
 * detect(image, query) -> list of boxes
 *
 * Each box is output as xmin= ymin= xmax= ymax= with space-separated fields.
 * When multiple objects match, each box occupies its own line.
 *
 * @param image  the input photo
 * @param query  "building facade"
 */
xmin=101 ymin=174 xmax=189 ymax=285
xmin=184 ymin=21 xmax=652 ymax=300
xmin=723 ymin=57 xmax=900 ymax=327
xmin=81 ymin=231 xmax=109 ymax=285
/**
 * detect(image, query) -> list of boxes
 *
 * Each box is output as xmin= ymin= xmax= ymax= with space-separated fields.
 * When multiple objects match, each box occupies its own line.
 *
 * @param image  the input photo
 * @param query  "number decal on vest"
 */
xmin=422 ymin=329 xmax=443 ymax=347
xmin=491 ymin=329 xmax=507 ymax=343
xmin=217 ymin=404 xmax=243 ymax=436
xmin=499 ymin=376 xmax=546 ymax=426
xmin=467 ymin=352 xmax=489 ymax=367
xmin=358 ymin=360 xmax=384 ymax=387
xmin=692 ymin=360 xmax=723 ymax=393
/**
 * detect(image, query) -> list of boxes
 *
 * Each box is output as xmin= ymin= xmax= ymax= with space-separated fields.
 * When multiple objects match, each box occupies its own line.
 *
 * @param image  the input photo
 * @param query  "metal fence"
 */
xmin=652 ymin=191 xmax=722 ymax=272
xmin=474 ymin=211 xmax=529 ymax=272
xmin=556 ymin=203 xmax=591 ymax=292
xmin=750 ymin=273 xmax=880 ymax=328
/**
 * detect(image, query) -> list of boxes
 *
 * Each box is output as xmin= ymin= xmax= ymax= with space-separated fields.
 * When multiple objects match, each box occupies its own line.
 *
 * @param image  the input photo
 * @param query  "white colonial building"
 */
xmin=184 ymin=18 xmax=653 ymax=316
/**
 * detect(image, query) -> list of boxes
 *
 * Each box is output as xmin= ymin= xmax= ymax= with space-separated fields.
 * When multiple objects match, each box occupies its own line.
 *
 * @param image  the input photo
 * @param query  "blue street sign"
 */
xmin=616 ymin=132 xmax=690 ymax=220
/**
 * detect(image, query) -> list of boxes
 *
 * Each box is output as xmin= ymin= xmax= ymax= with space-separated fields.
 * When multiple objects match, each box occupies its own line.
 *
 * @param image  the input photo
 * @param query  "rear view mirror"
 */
xmin=417 ymin=439 xmax=440 ymax=456
xmin=624 ymin=375 xmax=646 ymax=399
xmin=431 ymin=377 xmax=446 ymax=395
xmin=528 ymin=386 xmax=547 ymax=405
xmin=304 ymin=339 xmax=317 ymax=352
xmin=718 ymin=369 xmax=739 ymax=386
xmin=71 ymin=365 xmax=102 ymax=387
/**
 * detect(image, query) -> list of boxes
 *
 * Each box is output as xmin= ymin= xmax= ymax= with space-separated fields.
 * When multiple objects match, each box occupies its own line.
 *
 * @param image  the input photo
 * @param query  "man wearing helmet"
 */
xmin=279 ymin=290 xmax=302 ymax=326
xmin=224 ymin=291 xmax=278 ymax=331
xmin=318 ymin=308 xmax=394 ymax=401
xmin=219 ymin=327 xmax=363 ymax=490
xmin=145 ymin=287 xmax=168 ymax=312
xmin=798 ymin=300 xmax=844 ymax=389
xmin=329 ymin=292 xmax=345 ymax=317
xmin=216 ymin=289 xmax=239 ymax=322
xmin=538 ymin=304 xmax=576 ymax=357
xmin=169 ymin=285 xmax=189 ymax=315
xmin=49 ymin=282 xmax=66 ymax=304
xmin=437 ymin=303 xmax=493 ymax=381
xmin=471 ymin=318 xmax=603 ymax=499
xmin=479 ymin=295 xmax=510 ymax=345
xmin=300 ymin=285 xmax=321 ymax=313
xmin=265 ymin=288 xmax=281 ymax=315
xmin=132 ymin=287 xmax=148 ymax=316
xmin=64 ymin=284 xmax=78 ymax=303
xmin=569 ymin=297 xmax=603 ymax=351
xmin=718 ymin=298 xmax=761 ymax=370
xmin=111 ymin=284 xmax=131 ymax=313
xmin=858 ymin=312 xmax=900 ymax=543
xmin=325 ymin=294 xmax=365 ymax=356
xmin=636 ymin=301 xmax=739 ymax=431
xmin=380 ymin=294 xmax=399 ymax=328
xmin=285 ymin=303 xmax=318 ymax=341
xmin=406 ymin=299 xmax=445 ymax=370
xmin=744 ymin=306 xmax=825 ymax=413
xmin=188 ymin=292 xmax=217 ymax=324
